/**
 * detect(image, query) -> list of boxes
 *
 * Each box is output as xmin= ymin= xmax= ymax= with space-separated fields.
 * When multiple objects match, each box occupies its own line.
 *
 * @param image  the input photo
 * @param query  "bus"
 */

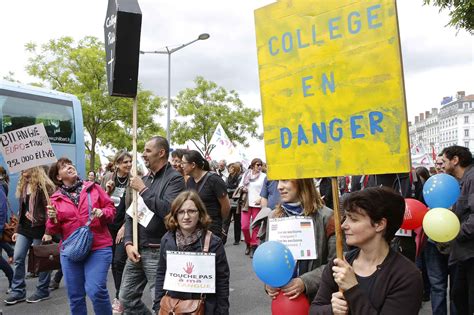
xmin=0 ymin=80 xmax=85 ymax=212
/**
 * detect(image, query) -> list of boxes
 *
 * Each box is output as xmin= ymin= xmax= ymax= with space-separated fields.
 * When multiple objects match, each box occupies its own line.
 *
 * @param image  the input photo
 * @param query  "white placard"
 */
xmin=268 ymin=216 xmax=317 ymax=260
xmin=126 ymin=195 xmax=154 ymax=228
xmin=164 ymin=251 xmax=216 ymax=294
xmin=0 ymin=123 xmax=57 ymax=173
xmin=395 ymin=228 xmax=413 ymax=237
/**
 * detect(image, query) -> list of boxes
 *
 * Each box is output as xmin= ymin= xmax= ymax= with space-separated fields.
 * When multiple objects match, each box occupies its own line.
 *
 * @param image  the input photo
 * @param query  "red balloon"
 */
xmin=402 ymin=199 xmax=428 ymax=230
xmin=272 ymin=291 xmax=309 ymax=315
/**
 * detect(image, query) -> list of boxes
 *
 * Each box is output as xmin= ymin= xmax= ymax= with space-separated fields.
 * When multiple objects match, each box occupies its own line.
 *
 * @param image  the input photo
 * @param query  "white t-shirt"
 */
xmin=239 ymin=172 xmax=267 ymax=208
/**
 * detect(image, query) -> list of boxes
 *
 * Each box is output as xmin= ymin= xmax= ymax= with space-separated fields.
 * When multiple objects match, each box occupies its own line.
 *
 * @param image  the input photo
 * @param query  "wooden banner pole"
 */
xmin=331 ymin=177 xmax=344 ymax=260
xmin=132 ymin=97 xmax=138 ymax=249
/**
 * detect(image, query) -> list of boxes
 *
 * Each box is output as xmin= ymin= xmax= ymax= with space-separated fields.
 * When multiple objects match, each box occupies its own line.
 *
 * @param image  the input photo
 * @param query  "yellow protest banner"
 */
xmin=255 ymin=0 xmax=410 ymax=180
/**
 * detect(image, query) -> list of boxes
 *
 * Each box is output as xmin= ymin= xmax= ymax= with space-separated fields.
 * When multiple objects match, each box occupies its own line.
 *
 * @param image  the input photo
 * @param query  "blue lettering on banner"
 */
xmin=369 ymin=111 xmax=384 ymax=134
xmin=269 ymin=36 xmax=279 ymax=56
xmin=282 ymin=32 xmax=293 ymax=52
xmin=279 ymin=111 xmax=385 ymax=149
xmin=296 ymin=29 xmax=310 ymax=48
xmin=302 ymin=76 xmax=314 ymax=97
xmin=350 ymin=115 xmax=364 ymax=138
xmin=348 ymin=11 xmax=361 ymax=34
xmin=328 ymin=17 xmax=342 ymax=39
xmin=367 ymin=4 xmax=382 ymax=29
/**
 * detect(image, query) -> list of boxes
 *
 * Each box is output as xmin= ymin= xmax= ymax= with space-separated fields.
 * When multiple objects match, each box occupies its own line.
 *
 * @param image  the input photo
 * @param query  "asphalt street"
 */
xmin=0 ymin=225 xmax=433 ymax=314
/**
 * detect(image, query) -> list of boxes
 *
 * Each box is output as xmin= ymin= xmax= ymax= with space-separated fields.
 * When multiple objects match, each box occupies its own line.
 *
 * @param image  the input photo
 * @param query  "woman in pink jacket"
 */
xmin=46 ymin=157 xmax=116 ymax=315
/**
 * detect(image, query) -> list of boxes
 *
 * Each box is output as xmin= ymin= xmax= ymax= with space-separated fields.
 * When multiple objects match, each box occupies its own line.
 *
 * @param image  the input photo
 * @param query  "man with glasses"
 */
xmin=120 ymin=136 xmax=185 ymax=315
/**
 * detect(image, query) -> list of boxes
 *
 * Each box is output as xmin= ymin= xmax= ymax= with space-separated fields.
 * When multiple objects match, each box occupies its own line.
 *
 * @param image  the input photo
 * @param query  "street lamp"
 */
xmin=140 ymin=33 xmax=210 ymax=143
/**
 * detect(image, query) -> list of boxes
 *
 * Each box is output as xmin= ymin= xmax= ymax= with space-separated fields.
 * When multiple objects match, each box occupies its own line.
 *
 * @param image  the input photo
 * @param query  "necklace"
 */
xmin=116 ymin=175 xmax=128 ymax=185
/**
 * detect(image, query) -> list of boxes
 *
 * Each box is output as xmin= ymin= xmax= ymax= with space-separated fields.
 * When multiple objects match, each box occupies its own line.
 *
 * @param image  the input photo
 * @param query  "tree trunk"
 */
xmin=89 ymin=136 xmax=97 ymax=173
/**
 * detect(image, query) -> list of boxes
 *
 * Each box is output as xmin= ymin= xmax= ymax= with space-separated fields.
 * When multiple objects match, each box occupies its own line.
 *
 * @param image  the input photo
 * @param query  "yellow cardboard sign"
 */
xmin=255 ymin=0 xmax=410 ymax=180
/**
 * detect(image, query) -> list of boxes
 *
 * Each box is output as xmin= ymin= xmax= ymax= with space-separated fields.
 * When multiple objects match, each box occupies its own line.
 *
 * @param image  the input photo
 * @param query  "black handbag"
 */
xmin=27 ymin=242 xmax=61 ymax=273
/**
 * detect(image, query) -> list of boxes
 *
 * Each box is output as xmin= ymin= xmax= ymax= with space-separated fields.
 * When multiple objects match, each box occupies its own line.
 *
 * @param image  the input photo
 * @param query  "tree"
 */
xmin=25 ymin=36 xmax=164 ymax=170
xmin=424 ymin=0 xmax=474 ymax=34
xmin=171 ymin=76 xmax=261 ymax=156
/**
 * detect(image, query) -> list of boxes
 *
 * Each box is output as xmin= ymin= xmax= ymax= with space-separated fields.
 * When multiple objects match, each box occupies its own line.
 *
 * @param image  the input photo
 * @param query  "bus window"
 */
xmin=0 ymin=95 xmax=76 ymax=144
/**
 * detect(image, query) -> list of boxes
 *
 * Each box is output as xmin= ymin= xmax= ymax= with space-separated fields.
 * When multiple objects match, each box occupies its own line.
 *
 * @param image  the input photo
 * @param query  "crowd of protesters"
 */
xmin=0 ymin=140 xmax=473 ymax=314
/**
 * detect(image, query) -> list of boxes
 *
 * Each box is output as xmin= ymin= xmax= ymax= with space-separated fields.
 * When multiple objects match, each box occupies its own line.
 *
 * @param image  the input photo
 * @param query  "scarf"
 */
xmin=176 ymin=228 xmax=203 ymax=251
xmin=281 ymin=202 xmax=303 ymax=216
xmin=60 ymin=180 xmax=84 ymax=206
xmin=243 ymin=170 xmax=261 ymax=186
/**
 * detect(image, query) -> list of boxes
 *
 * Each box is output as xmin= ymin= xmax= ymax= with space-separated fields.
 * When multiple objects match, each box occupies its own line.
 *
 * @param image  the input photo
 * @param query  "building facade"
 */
xmin=409 ymin=91 xmax=474 ymax=158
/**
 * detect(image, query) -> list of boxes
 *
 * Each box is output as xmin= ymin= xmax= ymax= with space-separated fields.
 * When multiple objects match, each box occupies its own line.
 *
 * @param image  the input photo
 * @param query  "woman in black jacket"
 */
xmin=222 ymin=162 xmax=243 ymax=245
xmin=310 ymin=187 xmax=423 ymax=315
xmin=154 ymin=190 xmax=230 ymax=315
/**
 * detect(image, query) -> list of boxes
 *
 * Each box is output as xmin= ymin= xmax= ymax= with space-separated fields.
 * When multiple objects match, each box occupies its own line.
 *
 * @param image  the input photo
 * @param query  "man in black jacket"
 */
xmin=441 ymin=145 xmax=474 ymax=315
xmin=120 ymin=136 xmax=185 ymax=314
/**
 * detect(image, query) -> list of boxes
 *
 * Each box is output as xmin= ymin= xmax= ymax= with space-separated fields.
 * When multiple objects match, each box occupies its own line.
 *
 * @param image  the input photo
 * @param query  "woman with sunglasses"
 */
xmin=238 ymin=158 xmax=266 ymax=258
xmin=181 ymin=150 xmax=230 ymax=239
xmin=154 ymin=190 xmax=230 ymax=314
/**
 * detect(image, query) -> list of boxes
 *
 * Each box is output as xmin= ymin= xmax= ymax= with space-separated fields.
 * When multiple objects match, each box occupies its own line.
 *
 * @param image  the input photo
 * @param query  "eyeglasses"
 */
xmin=255 ymin=164 xmax=262 ymax=167
xmin=177 ymin=209 xmax=199 ymax=216
xmin=435 ymin=163 xmax=444 ymax=166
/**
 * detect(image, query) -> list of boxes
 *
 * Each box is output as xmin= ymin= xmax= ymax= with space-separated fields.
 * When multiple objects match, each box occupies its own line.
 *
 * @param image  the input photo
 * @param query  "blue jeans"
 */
xmin=10 ymin=233 xmax=51 ymax=298
xmin=424 ymin=241 xmax=457 ymax=315
xmin=61 ymin=247 xmax=112 ymax=315
xmin=119 ymin=247 xmax=160 ymax=315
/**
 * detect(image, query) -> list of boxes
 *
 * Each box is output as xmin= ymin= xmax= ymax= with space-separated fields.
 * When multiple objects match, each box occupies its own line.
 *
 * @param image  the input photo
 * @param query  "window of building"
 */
xmin=465 ymin=129 xmax=469 ymax=137
xmin=465 ymin=141 xmax=469 ymax=147
xmin=466 ymin=116 xmax=470 ymax=124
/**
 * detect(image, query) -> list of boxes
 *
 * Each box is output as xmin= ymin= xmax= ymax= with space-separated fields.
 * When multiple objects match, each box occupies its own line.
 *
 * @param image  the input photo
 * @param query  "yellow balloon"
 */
xmin=423 ymin=208 xmax=460 ymax=242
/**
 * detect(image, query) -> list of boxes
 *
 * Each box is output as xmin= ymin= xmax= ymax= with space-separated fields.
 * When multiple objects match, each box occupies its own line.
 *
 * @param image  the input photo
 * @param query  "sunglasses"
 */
xmin=255 ymin=163 xmax=262 ymax=167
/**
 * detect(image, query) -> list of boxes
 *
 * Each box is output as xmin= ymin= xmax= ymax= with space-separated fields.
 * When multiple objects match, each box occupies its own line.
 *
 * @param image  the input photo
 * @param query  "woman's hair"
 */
xmin=0 ymin=166 xmax=9 ymax=184
xmin=114 ymin=150 xmax=132 ymax=165
xmin=415 ymin=166 xmax=430 ymax=184
xmin=343 ymin=187 xmax=405 ymax=243
xmin=165 ymin=190 xmax=212 ymax=231
xmin=16 ymin=166 xmax=55 ymax=198
xmin=273 ymin=178 xmax=325 ymax=216
xmin=171 ymin=148 xmax=187 ymax=159
xmin=49 ymin=157 xmax=73 ymax=187
xmin=250 ymin=158 xmax=263 ymax=168
xmin=183 ymin=150 xmax=210 ymax=171
xmin=228 ymin=163 xmax=241 ymax=176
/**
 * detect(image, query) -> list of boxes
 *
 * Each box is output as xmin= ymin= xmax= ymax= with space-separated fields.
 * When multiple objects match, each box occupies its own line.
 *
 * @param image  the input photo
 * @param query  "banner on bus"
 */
xmin=255 ymin=0 xmax=410 ymax=179
xmin=0 ymin=123 xmax=57 ymax=173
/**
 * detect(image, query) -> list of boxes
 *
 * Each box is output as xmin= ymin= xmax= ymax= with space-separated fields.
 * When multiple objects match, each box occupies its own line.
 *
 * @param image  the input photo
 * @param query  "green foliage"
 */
xmin=424 ymin=0 xmax=474 ymax=34
xmin=25 ymin=36 xmax=164 ymax=170
xmin=171 ymin=76 xmax=260 ymax=156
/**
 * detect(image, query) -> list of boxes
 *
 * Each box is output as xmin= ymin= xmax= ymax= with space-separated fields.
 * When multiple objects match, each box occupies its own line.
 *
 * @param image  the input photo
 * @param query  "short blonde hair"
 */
xmin=165 ymin=191 xmax=212 ymax=231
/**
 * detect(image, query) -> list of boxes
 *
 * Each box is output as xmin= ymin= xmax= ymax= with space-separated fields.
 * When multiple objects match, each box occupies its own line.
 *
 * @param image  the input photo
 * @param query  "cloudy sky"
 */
xmin=0 ymin=0 xmax=472 ymax=159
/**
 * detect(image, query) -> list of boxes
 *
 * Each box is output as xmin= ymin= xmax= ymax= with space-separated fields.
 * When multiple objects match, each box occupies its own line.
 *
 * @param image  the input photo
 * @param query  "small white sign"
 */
xmin=126 ymin=195 xmax=154 ymax=228
xmin=164 ymin=251 xmax=216 ymax=293
xmin=395 ymin=228 xmax=413 ymax=237
xmin=0 ymin=123 xmax=57 ymax=174
xmin=268 ymin=216 xmax=317 ymax=260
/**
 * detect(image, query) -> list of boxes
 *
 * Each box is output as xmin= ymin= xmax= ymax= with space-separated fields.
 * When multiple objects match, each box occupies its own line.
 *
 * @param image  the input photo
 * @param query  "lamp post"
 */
xmin=140 ymin=33 xmax=210 ymax=143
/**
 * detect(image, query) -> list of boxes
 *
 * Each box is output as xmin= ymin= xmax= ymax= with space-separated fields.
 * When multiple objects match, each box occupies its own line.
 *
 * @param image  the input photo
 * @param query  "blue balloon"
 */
xmin=423 ymin=173 xmax=460 ymax=209
xmin=252 ymin=241 xmax=295 ymax=287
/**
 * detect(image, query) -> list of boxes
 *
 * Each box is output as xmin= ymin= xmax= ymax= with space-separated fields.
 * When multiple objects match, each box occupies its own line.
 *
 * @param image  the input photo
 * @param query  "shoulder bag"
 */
xmin=1 ymin=204 xmax=18 ymax=243
xmin=28 ymin=242 xmax=60 ymax=273
xmin=61 ymin=192 xmax=94 ymax=262
xmin=158 ymin=231 xmax=213 ymax=315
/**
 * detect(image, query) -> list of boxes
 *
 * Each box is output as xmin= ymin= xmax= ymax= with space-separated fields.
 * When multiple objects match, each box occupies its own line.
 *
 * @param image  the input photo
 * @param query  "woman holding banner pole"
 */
xmin=5 ymin=167 xmax=55 ymax=305
xmin=310 ymin=187 xmax=423 ymax=314
xmin=153 ymin=190 xmax=230 ymax=314
xmin=264 ymin=178 xmax=337 ymax=303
